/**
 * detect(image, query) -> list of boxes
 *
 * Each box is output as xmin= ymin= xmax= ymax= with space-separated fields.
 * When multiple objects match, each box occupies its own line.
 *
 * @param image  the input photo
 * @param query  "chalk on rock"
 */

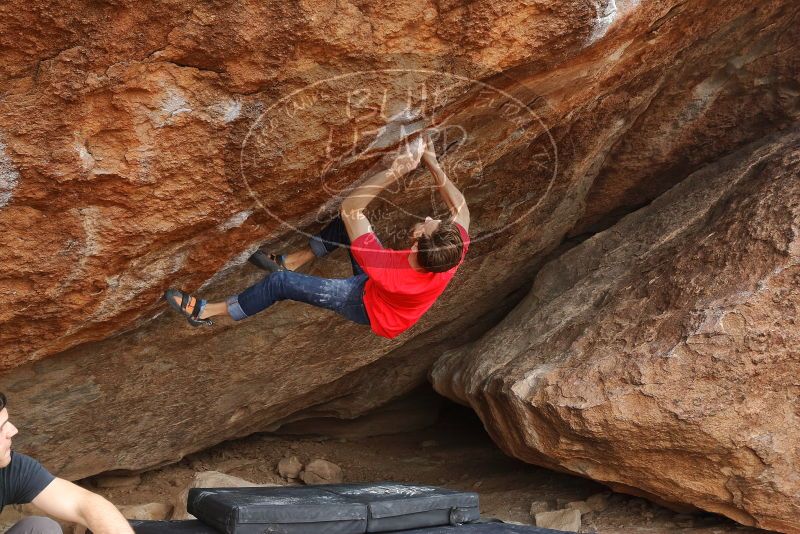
xmin=534 ymin=508 xmax=582 ymax=532
xmin=300 ymin=459 xmax=343 ymax=485
xmin=277 ymin=455 xmax=303 ymax=480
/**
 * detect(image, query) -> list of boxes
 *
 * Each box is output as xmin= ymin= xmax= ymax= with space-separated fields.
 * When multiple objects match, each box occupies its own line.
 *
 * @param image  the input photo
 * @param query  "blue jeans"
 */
xmin=227 ymin=217 xmax=371 ymax=325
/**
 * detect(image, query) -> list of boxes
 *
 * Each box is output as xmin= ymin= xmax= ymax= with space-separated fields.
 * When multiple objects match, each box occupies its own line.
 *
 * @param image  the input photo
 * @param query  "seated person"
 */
xmin=0 ymin=392 xmax=133 ymax=534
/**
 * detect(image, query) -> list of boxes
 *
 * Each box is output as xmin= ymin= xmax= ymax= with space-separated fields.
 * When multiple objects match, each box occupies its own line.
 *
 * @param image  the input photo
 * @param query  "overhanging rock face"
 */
xmin=431 ymin=131 xmax=800 ymax=532
xmin=0 ymin=1 xmax=798 ymax=528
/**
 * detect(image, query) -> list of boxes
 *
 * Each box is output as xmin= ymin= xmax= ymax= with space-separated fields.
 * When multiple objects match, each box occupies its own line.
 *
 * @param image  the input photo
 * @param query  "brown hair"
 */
xmin=417 ymin=220 xmax=464 ymax=273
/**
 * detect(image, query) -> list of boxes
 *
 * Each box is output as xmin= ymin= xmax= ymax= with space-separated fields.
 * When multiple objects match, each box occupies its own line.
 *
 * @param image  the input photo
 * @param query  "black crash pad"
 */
xmin=188 ymin=486 xmax=367 ymax=534
xmin=319 ymin=482 xmax=479 ymax=532
xmin=188 ymin=483 xmax=479 ymax=534
xmin=125 ymin=519 xmax=570 ymax=534
xmin=387 ymin=523 xmax=570 ymax=534
xmin=127 ymin=520 xmax=217 ymax=534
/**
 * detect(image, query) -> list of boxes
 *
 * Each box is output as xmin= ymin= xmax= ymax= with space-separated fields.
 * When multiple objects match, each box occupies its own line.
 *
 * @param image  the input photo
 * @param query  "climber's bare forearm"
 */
xmin=341 ymin=138 xmax=424 ymax=241
xmin=342 ymin=139 xmax=423 ymax=214
xmin=341 ymin=168 xmax=398 ymax=214
xmin=340 ymin=168 xmax=400 ymax=241
xmin=423 ymin=159 xmax=470 ymax=230
xmin=340 ymin=171 xmax=389 ymax=243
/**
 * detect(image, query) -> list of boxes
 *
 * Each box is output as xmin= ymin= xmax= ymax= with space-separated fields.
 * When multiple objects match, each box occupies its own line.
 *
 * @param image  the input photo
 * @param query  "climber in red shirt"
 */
xmin=165 ymin=133 xmax=470 ymax=339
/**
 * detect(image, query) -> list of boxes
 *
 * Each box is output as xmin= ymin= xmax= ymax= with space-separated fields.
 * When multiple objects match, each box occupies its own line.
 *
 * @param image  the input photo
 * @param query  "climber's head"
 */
xmin=0 ymin=392 xmax=18 ymax=468
xmin=411 ymin=217 xmax=464 ymax=273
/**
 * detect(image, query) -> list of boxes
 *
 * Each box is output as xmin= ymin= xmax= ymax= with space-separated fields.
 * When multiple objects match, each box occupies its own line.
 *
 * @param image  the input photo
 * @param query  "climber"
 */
xmin=0 ymin=392 xmax=133 ymax=534
xmin=164 ymin=132 xmax=470 ymax=339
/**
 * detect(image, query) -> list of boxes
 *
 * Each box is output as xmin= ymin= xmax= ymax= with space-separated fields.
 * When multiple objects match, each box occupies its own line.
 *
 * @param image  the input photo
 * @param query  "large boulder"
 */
xmin=431 ymin=131 xmax=800 ymax=532
xmin=0 ymin=0 xmax=797 ymax=490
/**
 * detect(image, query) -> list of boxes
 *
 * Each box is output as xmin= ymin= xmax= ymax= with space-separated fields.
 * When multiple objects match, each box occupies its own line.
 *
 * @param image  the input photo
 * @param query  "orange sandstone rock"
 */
xmin=0 ymin=2 xmax=797 ymax=531
xmin=432 ymin=132 xmax=800 ymax=532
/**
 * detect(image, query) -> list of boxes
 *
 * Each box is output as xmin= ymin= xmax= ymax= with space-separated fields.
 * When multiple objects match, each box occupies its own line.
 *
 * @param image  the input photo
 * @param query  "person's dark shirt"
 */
xmin=0 ymin=452 xmax=55 ymax=512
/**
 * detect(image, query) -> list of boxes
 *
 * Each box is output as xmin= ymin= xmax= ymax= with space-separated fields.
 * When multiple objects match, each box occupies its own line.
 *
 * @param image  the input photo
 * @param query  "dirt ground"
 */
xmin=63 ymin=401 xmax=766 ymax=534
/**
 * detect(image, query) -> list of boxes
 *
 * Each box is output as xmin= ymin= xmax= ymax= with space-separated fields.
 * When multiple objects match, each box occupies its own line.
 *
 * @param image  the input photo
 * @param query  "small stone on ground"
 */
xmin=301 ymin=459 xmax=343 ymax=484
xmin=277 ymin=455 xmax=303 ymax=479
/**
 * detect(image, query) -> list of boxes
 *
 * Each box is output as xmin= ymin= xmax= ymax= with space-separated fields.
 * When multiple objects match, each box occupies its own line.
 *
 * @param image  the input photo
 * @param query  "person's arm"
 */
xmin=32 ymin=478 xmax=133 ymax=534
xmin=421 ymin=135 xmax=470 ymax=231
xmin=341 ymin=137 xmax=424 ymax=242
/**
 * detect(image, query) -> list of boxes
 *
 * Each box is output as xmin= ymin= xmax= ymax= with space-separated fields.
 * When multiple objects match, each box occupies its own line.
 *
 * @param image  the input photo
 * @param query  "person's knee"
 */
xmin=269 ymin=270 xmax=289 ymax=285
xmin=7 ymin=516 xmax=63 ymax=534
xmin=265 ymin=270 xmax=291 ymax=296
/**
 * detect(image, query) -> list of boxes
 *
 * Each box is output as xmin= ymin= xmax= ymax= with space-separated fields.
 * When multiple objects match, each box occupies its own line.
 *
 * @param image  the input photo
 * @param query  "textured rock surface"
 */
xmin=534 ymin=508 xmax=582 ymax=531
xmin=0 ymin=0 xmax=798 ymax=514
xmin=431 ymin=132 xmax=800 ymax=532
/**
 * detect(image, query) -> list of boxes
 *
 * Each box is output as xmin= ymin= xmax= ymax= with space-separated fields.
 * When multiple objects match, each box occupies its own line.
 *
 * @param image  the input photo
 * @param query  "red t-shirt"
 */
xmin=350 ymin=223 xmax=470 ymax=339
